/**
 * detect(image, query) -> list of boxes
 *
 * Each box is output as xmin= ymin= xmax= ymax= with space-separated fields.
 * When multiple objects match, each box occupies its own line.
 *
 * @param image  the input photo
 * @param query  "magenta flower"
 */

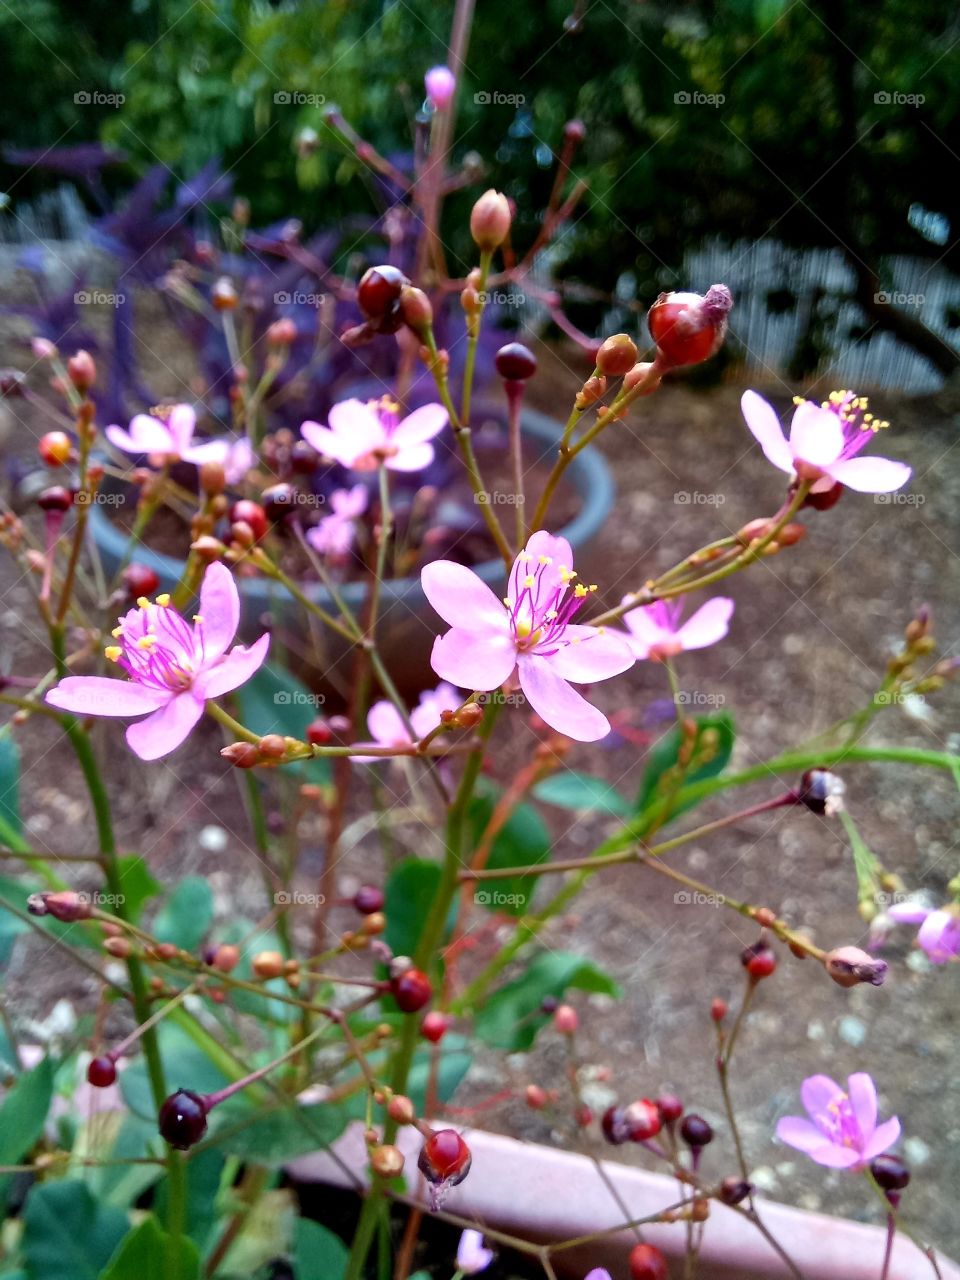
xmin=421 ymin=531 xmax=634 ymax=742
xmin=106 ymin=404 xmax=253 ymax=483
xmin=45 ymin=563 xmax=269 ymax=761
xmin=741 ymin=389 xmax=912 ymax=494
xmin=776 ymin=1073 xmax=900 ymax=1170
xmin=584 ymin=1271 xmax=613 ymax=1280
xmin=455 ymin=1228 xmax=494 ymax=1275
xmin=888 ymin=901 xmax=960 ymax=963
xmin=617 ymin=594 xmax=734 ymax=661
xmin=301 ymin=397 xmax=447 ymax=473
xmin=354 ymin=682 xmax=461 ymax=761
xmin=425 ymin=65 xmax=457 ymax=110
xmin=306 ymin=484 xmax=368 ymax=561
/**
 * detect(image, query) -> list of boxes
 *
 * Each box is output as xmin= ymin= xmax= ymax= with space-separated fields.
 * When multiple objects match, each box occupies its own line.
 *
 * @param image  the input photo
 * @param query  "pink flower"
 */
xmin=617 ymin=595 xmax=734 ymax=660
xmin=421 ymin=531 xmax=634 ymax=742
xmin=456 ymin=1229 xmax=493 ymax=1275
xmin=425 ymin=65 xmax=457 ymax=110
xmin=584 ymin=1272 xmax=613 ymax=1280
xmin=301 ymin=397 xmax=447 ymax=473
xmin=45 ymin=563 xmax=269 ymax=761
xmin=106 ymin=404 xmax=253 ymax=483
xmin=306 ymin=485 xmax=369 ymax=560
xmin=888 ymin=902 xmax=960 ymax=963
xmin=776 ymin=1073 xmax=900 ymax=1170
xmin=354 ymin=682 xmax=461 ymax=761
xmin=741 ymin=389 xmax=911 ymax=494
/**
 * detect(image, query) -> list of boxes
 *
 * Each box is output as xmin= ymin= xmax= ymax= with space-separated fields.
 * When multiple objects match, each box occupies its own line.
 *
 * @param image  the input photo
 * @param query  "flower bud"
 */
xmin=575 ymin=375 xmax=607 ymax=409
xmin=399 ymin=285 xmax=433 ymax=335
xmin=718 ymin=1175 xmax=753 ymax=1205
xmin=564 ymin=118 xmax=586 ymax=145
xmin=418 ymin=1129 xmax=472 ymax=1187
xmin=354 ymin=884 xmax=385 ymax=914
xmin=870 ymin=1154 xmax=910 ymax=1191
xmin=553 ymin=1004 xmax=578 ymax=1035
xmin=596 ymin=333 xmax=638 ymax=377
xmin=266 ymin=318 xmax=297 ymax=347
xmin=370 ymin=1143 xmax=405 ymax=1178
xmin=32 ymin=337 xmax=57 ymax=360
xmin=624 ymin=1098 xmax=662 ymax=1141
xmin=211 ymin=277 xmax=238 ymax=311
xmin=28 ymin=891 xmax=92 ymax=922
xmin=797 ymin=767 xmax=845 ymax=816
xmin=221 ymin=741 xmax=261 ymax=768
xmin=199 ymin=461 xmax=226 ymax=497
xmin=824 ymin=946 xmax=888 ymax=988
xmin=229 ymin=500 xmax=268 ymax=542
xmin=66 ymin=350 xmax=96 ymax=393
xmin=387 ymin=1095 xmax=416 ymax=1125
xmin=258 ymin=734 xmax=287 ymax=761
xmin=37 ymin=486 xmax=73 ymax=513
xmin=192 ymin=535 xmax=227 ymax=562
xmin=680 ymin=1114 xmax=714 ymax=1148
xmin=212 ymin=943 xmax=240 ymax=973
xmin=623 ymin=361 xmax=661 ymax=396
xmin=425 ymin=65 xmax=456 ymax=110
xmin=470 ymin=189 xmax=512 ymax=253
xmin=741 ymin=941 xmax=777 ymax=980
xmin=525 ymin=1084 xmax=548 ymax=1110
xmin=420 ymin=1011 xmax=449 ymax=1043
xmin=647 ymin=284 xmax=733 ymax=368
xmin=253 ymin=950 xmax=285 ymax=979
xmin=628 ymin=1243 xmax=669 ymax=1280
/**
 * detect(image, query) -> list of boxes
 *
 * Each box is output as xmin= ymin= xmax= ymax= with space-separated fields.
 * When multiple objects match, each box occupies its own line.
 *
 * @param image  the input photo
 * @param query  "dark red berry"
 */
xmin=37 ymin=485 xmax=73 ymax=513
xmin=539 ymin=995 xmax=559 ymax=1015
xmin=122 ymin=563 xmax=160 ymax=600
xmin=601 ymin=1105 xmax=631 ymax=1145
xmin=495 ymin=342 xmax=538 ymax=382
xmin=38 ymin=431 xmax=72 ymax=467
xmin=710 ymin=997 xmax=728 ymax=1022
xmin=306 ymin=717 xmax=332 ymax=746
xmin=797 ymin=767 xmax=845 ymax=816
xmin=680 ymin=1114 xmax=714 ymax=1148
xmin=625 ymin=1098 xmax=662 ymax=1142
xmin=803 ymin=480 xmax=844 ymax=511
xmin=357 ymin=265 xmax=409 ymax=320
xmin=289 ymin=441 xmax=319 ymax=474
xmin=719 ymin=1175 xmax=753 ymax=1205
xmin=628 ymin=1242 xmax=669 ymax=1280
xmin=87 ymin=1056 xmax=117 ymax=1088
xmin=870 ymin=1155 xmax=910 ymax=1192
xmin=262 ymin=484 xmax=298 ymax=522
xmin=354 ymin=885 xmax=385 ymax=915
xmin=390 ymin=967 xmax=432 ymax=1013
xmin=418 ymin=1129 xmax=471 ymax=1186
xmin=420 ymin=1011 xmax=448 ymax=1043
xmin=158 ymin=1089 xmax=209 ymax=1149
xmin=656 ymin=1093 xmax=684 ymax=1123
xmin=647 ymin=285 xmax=732 ymax=368
xmin=741 ymin=942 xmax=777 ymax=980
xmin=230 ymin=499 xmax=268 ymax=542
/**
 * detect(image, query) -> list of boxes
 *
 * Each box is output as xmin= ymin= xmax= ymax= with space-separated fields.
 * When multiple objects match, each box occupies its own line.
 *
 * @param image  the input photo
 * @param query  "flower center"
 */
xmin=504 ymin=554 xmax=597 ymax=653
xmin=105 ymin=594 xmax=200 ymax=693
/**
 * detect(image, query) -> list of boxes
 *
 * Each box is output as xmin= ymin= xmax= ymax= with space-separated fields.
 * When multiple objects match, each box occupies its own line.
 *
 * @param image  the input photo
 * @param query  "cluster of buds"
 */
xmin=221 ymin=734 xmax=295 ymax=769
xmin=735 ymin=516 xmax=806 ymax=555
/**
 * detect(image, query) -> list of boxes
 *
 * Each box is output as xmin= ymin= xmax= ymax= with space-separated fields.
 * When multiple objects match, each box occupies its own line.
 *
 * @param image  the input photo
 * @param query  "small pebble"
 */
xmin=838 ymin=1016 xmax=867 ymax=1047
xmin=199 ymin=825 xmax=228 ymax=853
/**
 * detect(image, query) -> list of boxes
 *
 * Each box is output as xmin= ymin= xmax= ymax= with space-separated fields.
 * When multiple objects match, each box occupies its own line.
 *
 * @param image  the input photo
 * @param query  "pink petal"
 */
xmin=509 ymin=531 xmax=574 ymax=605
xmin=421 ymin=560 xmax=509 ymax=631
xmin=861 ymin=1116 xmax=901 ymax=1161
xmin=300 ymin=422 xmax=361 ymax=467
xmin=846 ymin=1073 xmax=877 ymax=1137
xmin=585 ymin=1272 xmax=613 ymax=1280
xmin=367 ymin=701 xmax=410 ymax=747
xmin=776 ymin=1116 xmax=832 ymax=1154
xmin=197 ymin=562 xmax=240 ymax=663
xmin=392 ymin=403 xmax=448 ymax=447
xmin=192 ymin=634 xmax=270 ymax=700
xmin=327 ymin=399 xmax=385 ymax=453
xmin=517 ymin=654 xmax=610 ymax=741
xmin=544 ymin=625 xmax=634 ymax=683
xmin=45 ymin=677 xmax=168 ymax=718
xmin=740 ymin=390 xmax=793 ymax=472
xmin=182 ymin=439 xmax=230 ymax=469
xmin=410 ymin=682 xmax=461 ymax=739
xmin=430 ymin=628 xmax=516 ymax=691
xmin=675 ymin=597 xmax=734 ymax=651
xmin=887 ymin=902 xmax=931 ymax=925
xmin=806 ymin=1144 xmax=864 ymax=1170
xmin=106 ymin=416 xmax=174 ymax=455
xmin=386 ymin=442 xmax=436 ymax=471
xmin=825 ymin=456 xmax=912 ymax=493
xmin=124 ymin=693 xmax=204 ymax=760
xmin=917 ymin=909 xmax=960 ymax=963
xmin=167 ymin=404 xmax=196 ymax=453
xmin=330 ymin=485 xmax=369 ymax=518
xmin=801 ymin=1074 xmax=844 ymax=1119
xmin=619 ymin=602 xmax=670 ymax=659
xmin=789 ymin=401 xmax=845 ymax=466
xmin=223 ymin=438 xmax=255 ymax=485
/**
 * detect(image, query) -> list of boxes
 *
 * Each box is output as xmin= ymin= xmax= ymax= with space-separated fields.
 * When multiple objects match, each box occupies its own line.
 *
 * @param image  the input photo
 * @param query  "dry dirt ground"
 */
xmin=1 ymin=296 xmax=959 ymax=1269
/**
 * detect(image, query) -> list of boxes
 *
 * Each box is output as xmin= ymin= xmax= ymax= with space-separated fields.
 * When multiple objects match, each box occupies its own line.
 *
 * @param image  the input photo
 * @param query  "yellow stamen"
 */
xmin=156 ymin=593 xmax=170 ymax=607
xmin=136 ymin=596 xmax=150 ymax=609
xmin=523 ymin=574 xmax=536 ymax=588
xmin=111 ymin=626 xmax=123 ymax=639
xmin=104 ymin=646 xmax=122 ymax=662
xmin=135 ymin=635 xmax=157 ymax=651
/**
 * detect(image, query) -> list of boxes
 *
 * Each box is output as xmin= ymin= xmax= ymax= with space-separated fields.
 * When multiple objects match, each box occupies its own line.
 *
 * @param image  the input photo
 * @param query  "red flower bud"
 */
xmin=38 ymin=431 xmax=73 ymax=467
xmin=27 ymin=891 xmax=92 ymax=922
xmin=647 ymin=284 xmax=732 ymax=368
xmin=67 ymin=350 xmax=96 ymax=393
xmin=629 ymin=1243 xmax=669 ymax=1280
xmin=596 ymin=333 xmax=639 ymax=377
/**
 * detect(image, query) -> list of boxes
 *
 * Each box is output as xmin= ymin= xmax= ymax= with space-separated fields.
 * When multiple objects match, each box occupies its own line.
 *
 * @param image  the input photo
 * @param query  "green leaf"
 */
xmin=0 ymin=734 xmax=21 ymax=834
xmin=210 ymin=1102 xmax=349 ymax=1164
xmin=635 ymin=712 xmax=735 ymax=819
xmin=384 ymin=858 xmax=441 ymax=957
xmin=467 ymin=790 xmax=550 ymax=917
xmin=100 ymin=1217 xmax=200 ymax=1280
xmin=113 ymin=857 xmax=161 ymax=925
xmin=21 ymin=1182 xmax=128 ymax=1280
xmin=533 ymin=771 xmax=631 ymax=817
xmin=152 ymin=876 xmax=214 ymax=951
xmin=404 ymin=1038 xmax=472 ymax=1115
xmin=235 ymin=663 xmax=330 ymax=782
xmin=474 ymin=952 xmax=620 ymax=1051
xmin=293 ymin=1220 xmax=349 ymax=1280
xmin=0 ymin=1056 xmax=53 ymax=1166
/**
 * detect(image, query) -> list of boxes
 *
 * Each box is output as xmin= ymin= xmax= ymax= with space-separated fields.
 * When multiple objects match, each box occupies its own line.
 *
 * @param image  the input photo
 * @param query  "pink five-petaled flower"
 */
xmin=617 ymin=595 xmax=734 ymax=661
xmin=776 ymin=1073 xmax=900 ymax=1170
xmin=455 ymin=1228 xmax=494 ymax=1275
xmin=421 ymin=531 xmax=634 ymax=742
xmin=106 ymin=404 xmax=254 ymax=484
xmin=888 ymin=901 xmax=960 ymax=964
xmin=353 ymin=682 xmax=461 ymax=762
xmin=306 ymin=484 xmax=369 ymax=561
xmin=741 ymin=389 xmax=912 ymax=495
xmin=301 ymin=396 xmax=448 ymax=473
xmin=425 ymin=65 xmax=457 ymax=111
xmin=45 ymin=562 xmax=269 ymax=761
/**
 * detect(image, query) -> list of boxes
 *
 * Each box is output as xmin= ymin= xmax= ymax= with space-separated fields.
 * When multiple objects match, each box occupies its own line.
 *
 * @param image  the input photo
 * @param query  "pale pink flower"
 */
xmin=617 ymin=595 xmax=734 ymax=660
xmin=45 ymin=563 xmax=269 ymax=760
xmin=422 ymin=531 xmax=634 ymax=742
xmin=456 ymin=1228 xmax=494 ymax=1274
xmin=741 ymin=389 xmax=911 ymax=494
xmin=301 ymin=396 xmax=447 ymax=473
xmin=306 ymin=484 xmax=369 ymax=560
xmin=776 ymin=1073 xmax=900 ymax=1170
xmin=425 ymin=66 xmax=457 ymax=110
xmin=353 ymin=682 xmax=461 ymax=762
xmin=888 ymin=901 xmax=960 ymax=963
xmin=106 ymin=404 xmax=253 ymax=483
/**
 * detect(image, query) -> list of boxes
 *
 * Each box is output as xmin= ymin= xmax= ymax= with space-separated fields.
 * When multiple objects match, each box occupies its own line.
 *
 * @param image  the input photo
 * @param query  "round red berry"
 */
xmin=647 ymin=285 xmax=732 ymax=368
xmin=87 ymin=1056 xmax=117 ymax=1088
xmin=420 ymin=1011 xmax=449 ymax=1043
xmin=390 ymin=967 xmax=432 ymax=1013
xmin=625 ymin=1098 xmax=662 ymax=1142
xmin=656 ymin=1093 xmax=683 ymax=1123
xmin=357 ymin=265 xmax=409 ymax=320
xmin=354 ymin=884 xmax=385 ymax=915
xmin=122 ymin=563 xmax=160 ymax=600
xmin=602 ymin=1105 xmax=630 ymax=1145
xmin=230 ymin=499 xmax=268 ymax=542
xmin=495 ymin=342 xmax=538 ymax=381
xmin=261 ymin=484 xmax=297 ymax=522
xmin=871 ymin=1155 xmax=910 ymax=1191
xmin=744 ymin=945 xmax=777 ymax=979
xmin=158 ymin=1089 xmax=209 ymax=1149
xmin=629 ymin=1242 xmax=669 ymax=1280
xmin=680 ymin=1113 xmax=714 ymax=1148
xmin=37 ymin=486 xmax=73 ymax=513
xmin=38 ymin=431 xmax=72 ymax=467
xmin=418 ymin=1129 xmax=471 ymax=1186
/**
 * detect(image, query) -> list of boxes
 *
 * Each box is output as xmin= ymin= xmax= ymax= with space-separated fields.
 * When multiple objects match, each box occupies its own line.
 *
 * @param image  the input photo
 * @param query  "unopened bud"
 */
xmin=266 ymin=318 xmax=297 ymax=347
xmin=191 ymin=535 xmax=226 ymax=562
xmin=387 ymin=1095 xmax=416 ymax=1125
xmin=824 ymin=946 xmax=888 ymax=988
xmin=575 ymin=375 xmax=607 ymax=409
xmin=252 ymin=950 xmax=285 ymax=980
xmin=211 ymin=277 xmax=238 ymax=311
xmin=595 ymin=333 xmax=638 ymax=377
xmin=399 ymin=285 xmax=433 ymax=334
xmin=220 ymin=741 xmax=261 ymax=768
xmin=258 ymin=734 xmax=287 ymax=761
xmin=470 ymin=189 xmax=512 ymax=253
xmin=28 ymin=890 xmax=92 ymax=922
xmin=623 ymin=361 xmax=661 ymax=396
xmin=199 ymin=461 xmax=226 ymax=496
xmin=797 ymin=767 xmax=845 ymax=816
xmin=553 ymin=1004 xmax=578 ymax=1035
xmin=67 ymin=349 xmax=96 ymax=393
